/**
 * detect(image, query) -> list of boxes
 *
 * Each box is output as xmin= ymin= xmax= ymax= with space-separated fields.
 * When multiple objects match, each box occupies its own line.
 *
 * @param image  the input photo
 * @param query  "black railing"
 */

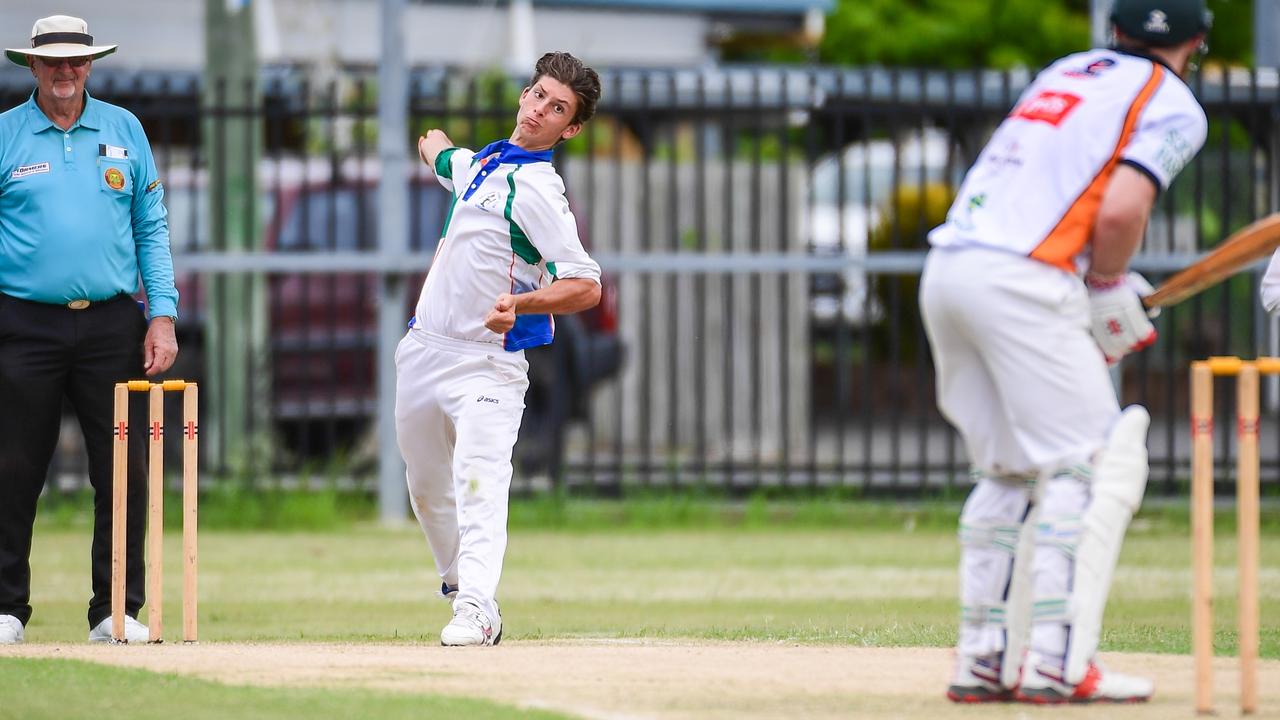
xmin=22 ymin=64 xmax=1279 ymax=495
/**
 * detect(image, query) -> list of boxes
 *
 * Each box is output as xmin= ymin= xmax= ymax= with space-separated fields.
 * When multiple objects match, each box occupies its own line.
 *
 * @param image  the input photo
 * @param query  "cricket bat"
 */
xmin=1142 ymin=213 xmax=1280 ymax=310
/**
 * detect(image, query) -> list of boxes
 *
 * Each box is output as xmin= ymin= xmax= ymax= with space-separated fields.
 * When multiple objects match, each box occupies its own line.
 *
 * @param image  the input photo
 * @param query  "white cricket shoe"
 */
xmin=88 ymin=615 xmax=150 ymax=643
xmin=0 ymin=614 xmax=24 ymax=644
xmin=440 ymin=601 xmax=502 ymax=647
xmin=1015 ymin=653 xmax=1153 ymax=704
xmin=946 ymin=653 xmax=1010 ymax=703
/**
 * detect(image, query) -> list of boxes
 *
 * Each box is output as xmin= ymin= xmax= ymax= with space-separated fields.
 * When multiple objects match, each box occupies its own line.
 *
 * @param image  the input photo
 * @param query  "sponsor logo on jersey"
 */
xmin=1156 ymin=129 xmax=1196 ymax=178
xmin=984 ymin=140 xmax=1023 ymax=169
xmin=11 ymin=161 xmax=50 ymax=178
xmin=477 ymin=191 xmax=501 ymax=212
xmin=1011 ymin=91 xmax=1083 ymax=127
xmin=1064 ymin=58 xmax=1116 ymax=78
xmin=477 ymin=395 xmax=499 ymax=404
xmin=104 ymin=167 xmax=125 ymax=190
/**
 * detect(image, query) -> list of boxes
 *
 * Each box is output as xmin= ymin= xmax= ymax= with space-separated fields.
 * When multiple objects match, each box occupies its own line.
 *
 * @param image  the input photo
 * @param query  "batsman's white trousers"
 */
xmin=919 ymin=246 xmax=1119 ymax=475
xmin=922 ymin=245 xmax=1123 ymax=663
xmin=395 ymin=329 xmax=529 ymax=625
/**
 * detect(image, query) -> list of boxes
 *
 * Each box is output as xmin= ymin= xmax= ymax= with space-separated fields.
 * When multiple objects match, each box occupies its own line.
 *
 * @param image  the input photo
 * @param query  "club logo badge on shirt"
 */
xmin=477 ymin=191 xmax=501 ymax=212
xmin=104 ymin=167 xmax=125 ymax=190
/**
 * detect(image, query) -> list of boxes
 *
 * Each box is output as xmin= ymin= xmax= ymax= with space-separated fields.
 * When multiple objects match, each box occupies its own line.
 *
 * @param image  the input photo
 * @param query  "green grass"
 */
xmin=13 ymin=497 xmax=1280 ymax=719
xmin=36 ymin=486 xmax=1280 ymax=533
xmin=3 ymin=657 xmax=572 ymax=720
xmin=21 ymin=508 xmax=1280 ymax=658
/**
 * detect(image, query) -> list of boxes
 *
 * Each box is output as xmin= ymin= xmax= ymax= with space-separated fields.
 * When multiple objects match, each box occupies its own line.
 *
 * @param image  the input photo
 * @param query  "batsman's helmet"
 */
xmin=1110 ymin=0 xmax=1212 ymax=47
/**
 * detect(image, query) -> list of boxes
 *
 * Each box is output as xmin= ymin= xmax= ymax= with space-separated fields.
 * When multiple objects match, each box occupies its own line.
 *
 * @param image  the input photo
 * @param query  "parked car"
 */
xmin=173 ymin=164 xmax=623 ymax=478
xmin=804 ymin=128 xmax=960 ymax=327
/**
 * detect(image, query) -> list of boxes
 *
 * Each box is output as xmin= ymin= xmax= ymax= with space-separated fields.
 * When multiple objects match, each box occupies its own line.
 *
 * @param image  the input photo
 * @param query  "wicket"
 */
xmin=1190 ymin=356 xmax=1270 ymax=715
xmin=110 ymin=379 xmax=198 ymax=644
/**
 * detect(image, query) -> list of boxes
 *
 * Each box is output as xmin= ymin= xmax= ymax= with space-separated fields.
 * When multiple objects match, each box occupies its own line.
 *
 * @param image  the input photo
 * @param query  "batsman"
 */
xmin=919 ymin=0 xmax=1210 ymax=704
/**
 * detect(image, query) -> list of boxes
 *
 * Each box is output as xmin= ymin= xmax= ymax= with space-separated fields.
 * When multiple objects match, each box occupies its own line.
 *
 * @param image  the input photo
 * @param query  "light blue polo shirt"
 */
xmin=0 ymin=90 xmax=177 ymax=318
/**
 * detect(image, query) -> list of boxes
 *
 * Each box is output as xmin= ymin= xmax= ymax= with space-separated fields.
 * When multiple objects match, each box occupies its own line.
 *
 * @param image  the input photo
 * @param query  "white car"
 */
xmin=806 ymin=128 xmax=957 ymax=326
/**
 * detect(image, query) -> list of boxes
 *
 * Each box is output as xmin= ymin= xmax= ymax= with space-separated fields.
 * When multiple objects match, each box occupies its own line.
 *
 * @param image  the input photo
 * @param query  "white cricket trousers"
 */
xmin=921 ymin=246 xmax=1122 ymax=661
xmin=919 ymin=245 xmax=1119 ymax=475
xmin=395 ymin=329 xmax=529 ymax=626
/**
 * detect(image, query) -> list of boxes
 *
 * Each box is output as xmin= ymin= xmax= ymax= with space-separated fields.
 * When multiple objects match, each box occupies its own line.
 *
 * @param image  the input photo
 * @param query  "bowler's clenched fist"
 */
xmin=419 ymin=129 xmax=454 ymax=166
xmin=484 ymin=293 xmax=518 ymax=333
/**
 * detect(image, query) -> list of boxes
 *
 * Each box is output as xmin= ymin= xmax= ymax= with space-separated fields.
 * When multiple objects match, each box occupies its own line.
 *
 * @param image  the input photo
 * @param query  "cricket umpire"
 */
xmin=0 ymin=15 xmax=178 ymax=644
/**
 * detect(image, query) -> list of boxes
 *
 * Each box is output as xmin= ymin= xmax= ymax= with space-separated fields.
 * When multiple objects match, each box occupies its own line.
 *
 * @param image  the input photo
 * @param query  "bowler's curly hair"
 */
xmin=529 ymin=51 xmax=601 ymax=126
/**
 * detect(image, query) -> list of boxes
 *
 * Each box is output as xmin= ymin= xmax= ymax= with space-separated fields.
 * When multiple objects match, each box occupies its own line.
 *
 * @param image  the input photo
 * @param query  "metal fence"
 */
xmin=22 ymin=63 xmax=1280 ymax=496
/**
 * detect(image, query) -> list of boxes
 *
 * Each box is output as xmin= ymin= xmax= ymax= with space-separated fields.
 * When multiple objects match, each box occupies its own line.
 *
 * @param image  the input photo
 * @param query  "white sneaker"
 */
xmin=440 ymin=601 xmax=502 ymax=647
xmin=88 ymin=615 xmax=150 ymax=643
xmin=946 ymin=653 xmax=1010 ymax=703
xmin=1015 ymin=653 xmax=1153 ymax=704
xmin=0 ymin=614 xmax=24 ymax=644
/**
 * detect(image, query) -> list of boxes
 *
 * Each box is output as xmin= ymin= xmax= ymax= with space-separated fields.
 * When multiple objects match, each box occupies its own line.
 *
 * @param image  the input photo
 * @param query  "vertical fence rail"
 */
xmin=22 ymin=64 xmax=1279 ymax=495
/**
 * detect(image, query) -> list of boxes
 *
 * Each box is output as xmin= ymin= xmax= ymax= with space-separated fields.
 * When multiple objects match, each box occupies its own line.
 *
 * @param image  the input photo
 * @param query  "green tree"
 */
xmin=812 ymin=0 xmax=1252 ymax=69
xmin=818 ymin=0 xmax=1091 ymax=69
xmin=1204 ymin=0 xmax=1253 ymax=65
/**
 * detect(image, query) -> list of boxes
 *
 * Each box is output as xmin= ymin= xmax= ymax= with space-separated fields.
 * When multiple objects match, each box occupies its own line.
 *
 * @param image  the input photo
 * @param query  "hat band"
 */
xmin=31 ymin=32 xmax=93 ymax=48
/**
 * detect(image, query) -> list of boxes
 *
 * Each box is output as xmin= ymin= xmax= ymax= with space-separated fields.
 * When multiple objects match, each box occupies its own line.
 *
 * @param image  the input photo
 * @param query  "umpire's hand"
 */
xmin=144 ymin=316 xmax=179 ymax=376
xmin=484 ymin=293 xmax=517 ymax=334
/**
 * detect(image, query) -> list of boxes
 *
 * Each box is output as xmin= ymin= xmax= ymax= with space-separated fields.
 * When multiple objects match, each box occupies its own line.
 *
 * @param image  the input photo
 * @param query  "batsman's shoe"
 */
xmin=946 ymin=653 xmax=1010 ymax=703
xmin=0 ymin=614 xmax=24 ymax=644
xmin=1015 ymin=655 xmax=1152 ymax=704
xmin=440 ymin=601 xmax=502 ymax=647
xmin=88 ymin=615 xmax=150 ymax=643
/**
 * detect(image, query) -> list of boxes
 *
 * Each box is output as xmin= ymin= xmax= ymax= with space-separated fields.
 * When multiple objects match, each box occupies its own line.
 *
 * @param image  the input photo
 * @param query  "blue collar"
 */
xmin=474 ymin=139 xmax=553 ymax=165
xmin=27 ymin=89 xmax=101 ymax=133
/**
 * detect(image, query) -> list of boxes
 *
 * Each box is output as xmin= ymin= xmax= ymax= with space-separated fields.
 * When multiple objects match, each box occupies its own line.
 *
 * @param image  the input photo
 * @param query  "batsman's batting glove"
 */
xmin=1086 ymin=271 xmax=1158 ymax=364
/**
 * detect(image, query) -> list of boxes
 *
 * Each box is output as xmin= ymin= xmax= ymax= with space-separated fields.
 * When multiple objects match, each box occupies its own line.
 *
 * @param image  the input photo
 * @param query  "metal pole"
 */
xmin=204 ymin=0 xmax=264 ymax=475
xmin=1260 ymin=0 xmax=1280 ymax=69
xmin=377 ymin=0 xmax=409 ymax=524
xmin=508 ymin=0 xmax=536 ymax=76
xmin=1090 ymin=0 xmax=1114 ymax=48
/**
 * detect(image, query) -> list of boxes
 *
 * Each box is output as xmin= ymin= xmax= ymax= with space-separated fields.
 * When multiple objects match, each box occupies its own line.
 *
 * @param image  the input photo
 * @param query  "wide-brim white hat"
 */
xmin=5 ymin=15 xmax=116 ymax=67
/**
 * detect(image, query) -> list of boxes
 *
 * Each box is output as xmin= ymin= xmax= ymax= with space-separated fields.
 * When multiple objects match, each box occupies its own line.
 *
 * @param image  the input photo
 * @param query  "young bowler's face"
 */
xmin=511 ymin=76 xmax=581 ymax=151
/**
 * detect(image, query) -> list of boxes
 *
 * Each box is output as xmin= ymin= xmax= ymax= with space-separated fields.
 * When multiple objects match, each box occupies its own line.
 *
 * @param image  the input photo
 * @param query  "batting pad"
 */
xmin=1064 ymin=405 xmax=1150 ymax=684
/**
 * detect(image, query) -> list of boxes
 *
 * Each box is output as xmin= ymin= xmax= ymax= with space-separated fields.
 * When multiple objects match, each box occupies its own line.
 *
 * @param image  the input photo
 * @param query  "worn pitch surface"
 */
xmin=6 ymin=641 xmax=1277 ymax=719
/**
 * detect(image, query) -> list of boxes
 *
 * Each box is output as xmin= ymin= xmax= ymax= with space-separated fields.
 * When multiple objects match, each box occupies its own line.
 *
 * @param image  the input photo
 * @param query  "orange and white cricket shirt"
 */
xmin=928 ymin=48 xmax=1207 ymax=272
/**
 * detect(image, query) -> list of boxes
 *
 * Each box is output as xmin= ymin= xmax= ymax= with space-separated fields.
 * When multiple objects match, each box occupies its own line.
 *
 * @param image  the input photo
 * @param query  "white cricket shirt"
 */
xmin=929 ymin=48 xmax=1207 ymax=272
xmin=414 ymin=139 xmax=601 ymax=351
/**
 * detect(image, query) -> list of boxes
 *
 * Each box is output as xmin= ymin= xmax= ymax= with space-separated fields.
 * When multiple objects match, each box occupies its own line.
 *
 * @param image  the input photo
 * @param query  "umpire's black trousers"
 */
xmin=0 ymin=292 xmax=148 ymax=629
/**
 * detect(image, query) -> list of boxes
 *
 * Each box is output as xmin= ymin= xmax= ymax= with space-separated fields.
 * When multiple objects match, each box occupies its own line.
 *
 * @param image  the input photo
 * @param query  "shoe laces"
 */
xmin=969 ymin=655 xmax=1001 ymax=685
xmin=452 ymin=603 xmax=490 ymax=631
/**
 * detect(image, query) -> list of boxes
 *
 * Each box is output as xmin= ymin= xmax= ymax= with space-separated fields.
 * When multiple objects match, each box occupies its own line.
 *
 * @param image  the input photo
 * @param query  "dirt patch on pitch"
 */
xmin=5 ymin=640 xmax=1276 ymax=719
